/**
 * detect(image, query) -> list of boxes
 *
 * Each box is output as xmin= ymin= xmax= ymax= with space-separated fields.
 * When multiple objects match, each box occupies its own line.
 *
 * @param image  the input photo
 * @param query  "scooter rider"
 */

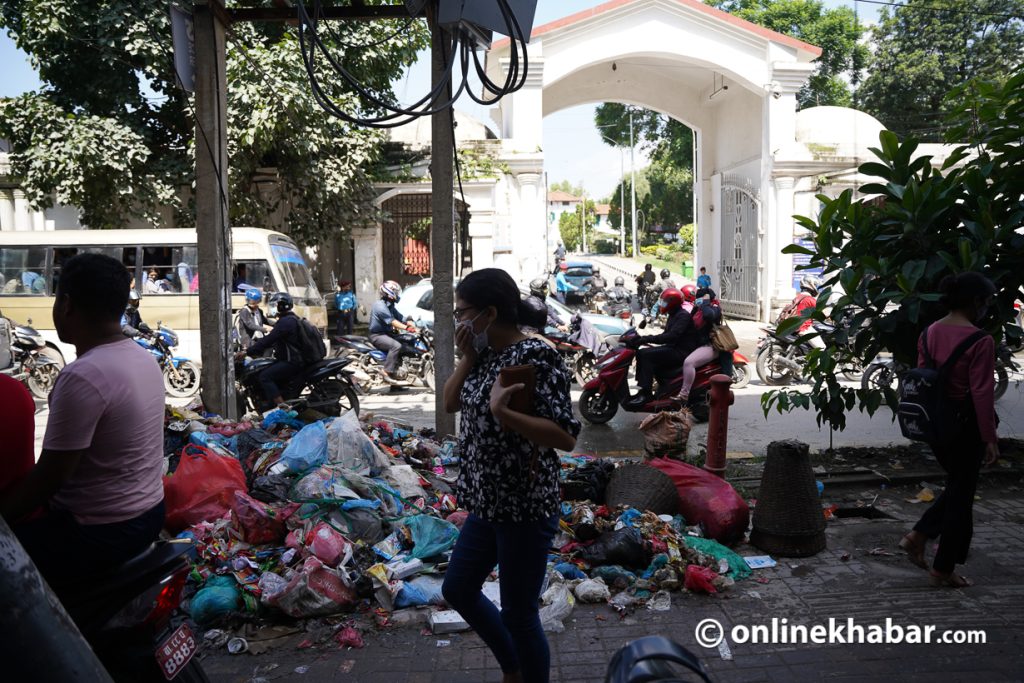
xmin=589 ymin=267 xmax=608 ymax=293
xmin=236 ymin=288 xmax=271 ymax=351
xmin=609 ymin=276 xmax=632 ymax=304
xmin=369 ymin=280 xmax=416 ymax=379
xmin=529 ymin=277 xmax=569 ymax=332
xmin=625 ymin=288 xmax=699 ymax=407
xmin=780 ymin=275 xmax=824 ymax=349
xmin=653 ymin=268 xmax=677 ymax=295
xmin=120 ymin=290 xmax=152 ymax=338
xmin=235 ymin=292 xmax=304 ymax=407
xmin=635 ymin=264 xmax=656 ymax=301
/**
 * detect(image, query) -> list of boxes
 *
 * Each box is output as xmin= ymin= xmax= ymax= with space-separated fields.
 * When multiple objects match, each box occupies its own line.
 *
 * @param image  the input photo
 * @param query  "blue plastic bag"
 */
xmin=402 ymin=515 xmax=460 ymax=560
xmin=554 ymin=562 xmax=587 ymax=580
xmin=394 ymin=575 xmax=446 ymax=608
xmin=279 ymin=421 xmax=329 ymax=474
xmin=262 ymin=408 xmax=304 ymax=430
xmin=190 ymin=575 xmax=242 ymax=625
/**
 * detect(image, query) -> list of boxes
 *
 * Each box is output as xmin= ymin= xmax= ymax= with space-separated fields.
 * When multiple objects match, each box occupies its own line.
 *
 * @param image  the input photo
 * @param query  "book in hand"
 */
xmin=498 ymin=365 xmax=536 ymax=416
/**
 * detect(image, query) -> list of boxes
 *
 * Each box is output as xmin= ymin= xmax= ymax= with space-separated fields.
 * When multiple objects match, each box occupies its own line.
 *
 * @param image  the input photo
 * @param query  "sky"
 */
xmin=0 ymin=0 xmax=881 ymax=201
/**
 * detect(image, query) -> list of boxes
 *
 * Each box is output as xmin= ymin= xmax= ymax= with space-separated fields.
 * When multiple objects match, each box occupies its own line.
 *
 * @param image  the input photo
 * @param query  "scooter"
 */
xmin=132 ymin=323 xmax=202 ymax=398
xmin=331 ymin=325 xmax=435 ymax=392
xmin=578 ymin=328 xmax=750 ymax=424
xmin=61 ymin=539 xmax=210 ymax=681
xmin=545 ymin=314 xmax=606 ymax=386
xmin=235 ymin=354 xmax=360 ymax=416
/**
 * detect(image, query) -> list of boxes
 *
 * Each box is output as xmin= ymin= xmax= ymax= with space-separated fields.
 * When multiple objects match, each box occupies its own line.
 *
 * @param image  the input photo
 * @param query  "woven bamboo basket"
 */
xmin=605 ymin=464 xmax=680 ymax=516
xmin=749 ymin=439 xmax=827 ymax=557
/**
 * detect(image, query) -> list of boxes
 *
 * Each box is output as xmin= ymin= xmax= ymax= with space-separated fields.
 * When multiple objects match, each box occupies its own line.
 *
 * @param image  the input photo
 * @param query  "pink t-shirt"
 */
xmin=918 ymin=322 xmax=997 ymax=444
xmin=44 ymin=338 xmax=166 ymax=524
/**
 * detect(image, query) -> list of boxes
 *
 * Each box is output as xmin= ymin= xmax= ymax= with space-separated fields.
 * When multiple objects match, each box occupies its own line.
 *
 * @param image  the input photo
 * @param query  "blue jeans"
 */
xmin=442 ymin=513 xmax=558 ymax=682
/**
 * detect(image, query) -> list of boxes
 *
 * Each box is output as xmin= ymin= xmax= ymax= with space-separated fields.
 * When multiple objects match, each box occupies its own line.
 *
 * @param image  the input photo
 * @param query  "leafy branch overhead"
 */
xmin=762 ymin=67 xmax=1024 ymax=432
xmin=0 ymin=0 xmax=428 ymax=244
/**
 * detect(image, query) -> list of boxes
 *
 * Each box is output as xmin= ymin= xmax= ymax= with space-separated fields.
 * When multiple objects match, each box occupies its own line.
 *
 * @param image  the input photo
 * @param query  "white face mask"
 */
xmin=457 ymin=311 xmax=491 ymax=353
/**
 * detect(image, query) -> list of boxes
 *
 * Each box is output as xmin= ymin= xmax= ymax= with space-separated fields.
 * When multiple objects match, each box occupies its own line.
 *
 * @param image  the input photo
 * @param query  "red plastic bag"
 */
xmin=230 ymin=491 xmax=298 ymax=545
xmin=684 ymin=565 xmax=718 ymax=594
xmin=647 ymin=458 xmax=750 ymax=544
xmin=269 ymin=557 xmax=357 ymax=618
xmin=306 ymin=521 xmax=352 ymax=567
xmin=163 ymin=445 xmax=248 ymax=533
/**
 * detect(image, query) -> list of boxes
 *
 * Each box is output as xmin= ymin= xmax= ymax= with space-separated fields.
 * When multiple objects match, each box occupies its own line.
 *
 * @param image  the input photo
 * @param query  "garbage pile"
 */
xmin=162 ymin=402 xmax=756 ymax=646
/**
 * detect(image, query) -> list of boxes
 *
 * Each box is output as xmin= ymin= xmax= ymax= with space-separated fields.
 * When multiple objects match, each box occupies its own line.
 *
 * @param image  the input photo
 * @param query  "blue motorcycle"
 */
xmin=133 ymin=324 xmax=202 ymax=398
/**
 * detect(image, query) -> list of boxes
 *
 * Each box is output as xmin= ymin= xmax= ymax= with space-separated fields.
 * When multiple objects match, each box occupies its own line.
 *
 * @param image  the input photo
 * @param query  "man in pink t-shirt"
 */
xmin=0 ymin=254 xmax=166 ymax=595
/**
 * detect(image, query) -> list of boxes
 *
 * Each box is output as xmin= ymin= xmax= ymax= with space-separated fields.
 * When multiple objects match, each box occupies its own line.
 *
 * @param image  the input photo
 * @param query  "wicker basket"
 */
xmin=749 ymin=440 xmax=827 ymax=557
xmin=605 ymin=464 xmax=680 ymax=516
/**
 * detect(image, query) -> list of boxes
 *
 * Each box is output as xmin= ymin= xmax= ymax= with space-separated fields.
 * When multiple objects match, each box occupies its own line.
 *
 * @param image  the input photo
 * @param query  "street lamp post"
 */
xmin=629 ymin=109 xmax=638 ymax=258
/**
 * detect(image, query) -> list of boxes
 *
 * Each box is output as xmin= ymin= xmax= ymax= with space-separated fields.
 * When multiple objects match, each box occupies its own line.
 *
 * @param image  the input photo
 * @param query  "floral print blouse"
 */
xmin=457 ymin=338 xmax=581 ymax=522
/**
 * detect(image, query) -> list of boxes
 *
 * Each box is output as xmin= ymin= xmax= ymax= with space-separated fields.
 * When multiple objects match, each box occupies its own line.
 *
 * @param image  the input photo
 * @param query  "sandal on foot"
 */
xmin=930 ymin=571 xmax=972 ymax=588
xmin=898 ymin=535 xmax=928 ymax=569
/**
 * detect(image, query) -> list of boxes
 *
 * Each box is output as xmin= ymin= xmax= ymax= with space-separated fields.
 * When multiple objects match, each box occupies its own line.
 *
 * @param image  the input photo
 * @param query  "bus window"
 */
xmin=0 ymin=246 xmax=47 ymax=295
xmin=269 ymin=244 xmax=317 ymax=298
xmin=232 ymin=260 xmax=273 ymax=294
xmin=172 ymin=246 xmax=199 ymax=294
xmin=142 ymin=245 xmax=180 ymax=294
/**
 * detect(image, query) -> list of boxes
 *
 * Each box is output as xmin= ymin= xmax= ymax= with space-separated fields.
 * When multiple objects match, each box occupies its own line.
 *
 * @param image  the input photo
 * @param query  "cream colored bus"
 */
xmin=0 ymin=227 xmax=327 ymax=362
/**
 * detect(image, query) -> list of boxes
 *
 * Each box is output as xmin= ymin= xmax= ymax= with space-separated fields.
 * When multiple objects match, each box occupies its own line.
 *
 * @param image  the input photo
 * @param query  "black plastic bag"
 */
xmin=577 ymin=528 xmax=650 ymax=569
xmin=251 ymin=474 xmax=292 ymax=503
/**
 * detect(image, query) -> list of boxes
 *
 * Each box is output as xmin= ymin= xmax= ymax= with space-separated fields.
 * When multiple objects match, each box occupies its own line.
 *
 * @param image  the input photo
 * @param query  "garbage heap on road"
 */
xmin=162 ymin=402 xmax=756 ymax=644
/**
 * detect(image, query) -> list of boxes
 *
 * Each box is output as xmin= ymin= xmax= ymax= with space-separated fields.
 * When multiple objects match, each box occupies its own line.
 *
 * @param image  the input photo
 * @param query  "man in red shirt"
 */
xmin=0 ymin=374 xmax=35 ymax=499
xmin=780 ymin=276 xmax=824 ymax=349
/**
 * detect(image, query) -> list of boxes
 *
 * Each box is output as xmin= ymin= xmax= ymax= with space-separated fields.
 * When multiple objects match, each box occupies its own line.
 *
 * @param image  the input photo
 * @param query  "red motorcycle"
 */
xmin=578 ymin=331 xmax=750 ymax=424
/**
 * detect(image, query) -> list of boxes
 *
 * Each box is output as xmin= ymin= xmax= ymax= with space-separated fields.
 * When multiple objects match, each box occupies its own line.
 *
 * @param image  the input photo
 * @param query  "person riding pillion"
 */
xmin=625 ymin=288 xmax=700 ymax=407
xmin=120 ymin=290 xmax=151 ymax=338
xmin=236 ymin=288 xmax=271 ymax=351
xmin=529 ymin=277 xmax=568 ymax=332
xmin=235 ymin=292 xmax=305 ymax=407
xmin=369 ymin=281 xmax=416 ymax=379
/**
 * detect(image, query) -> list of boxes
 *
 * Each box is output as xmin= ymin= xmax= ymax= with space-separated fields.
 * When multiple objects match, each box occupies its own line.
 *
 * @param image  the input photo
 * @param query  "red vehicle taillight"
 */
xmin=146 ymin=568 xmax=189 ymax=630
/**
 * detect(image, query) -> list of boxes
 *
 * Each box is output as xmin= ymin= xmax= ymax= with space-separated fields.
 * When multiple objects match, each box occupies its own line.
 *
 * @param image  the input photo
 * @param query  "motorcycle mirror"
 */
xmin=639 ymin=319 xmax=647 ymax=330
xmin=27 ymin=318 xmax=32 ymax=325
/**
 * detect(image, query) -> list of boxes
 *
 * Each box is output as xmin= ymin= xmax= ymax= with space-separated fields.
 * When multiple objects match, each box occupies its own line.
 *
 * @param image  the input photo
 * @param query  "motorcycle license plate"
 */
xmin=155 ymin=623 xmax=197 ymax=680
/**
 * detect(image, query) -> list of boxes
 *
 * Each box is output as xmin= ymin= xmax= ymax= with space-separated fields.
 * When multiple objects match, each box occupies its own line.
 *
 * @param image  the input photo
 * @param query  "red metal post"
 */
xmin=704 ymin=374 xmax=734 ymax=477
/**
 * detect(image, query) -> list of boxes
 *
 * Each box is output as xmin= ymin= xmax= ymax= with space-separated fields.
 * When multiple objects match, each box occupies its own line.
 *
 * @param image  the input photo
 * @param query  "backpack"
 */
xmin=897 ymin=327 xmax=987 ymax=444
xmin=691 ymin=300 xmax=722 ymax=330
xmin=295 ymin=317 xmax=327 ymax=364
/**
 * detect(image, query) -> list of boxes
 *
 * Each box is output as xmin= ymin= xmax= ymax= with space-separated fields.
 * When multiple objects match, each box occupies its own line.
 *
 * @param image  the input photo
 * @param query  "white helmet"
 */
xmin=799 ymin=275 xmax=822 ymax=296
xmin=379 ymin=280 xmax=402 ymax=302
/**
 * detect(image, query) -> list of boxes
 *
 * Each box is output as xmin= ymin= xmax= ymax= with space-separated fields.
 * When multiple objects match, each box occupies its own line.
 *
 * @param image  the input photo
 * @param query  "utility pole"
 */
xmin=430 ymin=13 xmax=456 ymax=438
xmin=629 ymin=109 xmax=638 ymax=258
xmin=194 ymin=0 xmax=235 ymax=418
xmin=619 ymin=148 xmax=625 ymax=256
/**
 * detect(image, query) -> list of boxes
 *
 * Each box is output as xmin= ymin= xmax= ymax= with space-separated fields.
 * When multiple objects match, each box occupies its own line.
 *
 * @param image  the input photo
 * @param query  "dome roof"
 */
xmin=388 ymin=110 xmax=498 ymax=146
xmin=795 ymin=106 xmax=885 ymax=158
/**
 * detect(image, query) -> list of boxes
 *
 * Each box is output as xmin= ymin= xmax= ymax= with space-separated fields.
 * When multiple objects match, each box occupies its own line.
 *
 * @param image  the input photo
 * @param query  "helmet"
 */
xmin=268 ymin=292 xmax=294 ymax=316
xmin=799 ymin=275 xmax=822 ymax=296
xmin=644 ymin=263 xmax=653 ymax=271
xmin=529 ymin=277 xmax=549 ymax=298
xmin=680 ymin=284 xmax=697 ymax=303
xmin=659 ymin=288 xmax=683 ymax=313
xmin=593 ymin=267 xmax=601 ymax=276
xmin=520 ymin=296 xmax=549 ymax=331
xmin=614 ymin=276 xmax=624 ymax=287
xmin=660 ymin=268 xmax=671 ymax=279
xmin=128 ymin=290 xmax=140 ymax=305
xmin=559 ymin=262 xmax=568 ymax=271
xmin=245 ymin=288 xmax=262 ymax=304
xmin=379 ymin=280 xmax=401 ymax=302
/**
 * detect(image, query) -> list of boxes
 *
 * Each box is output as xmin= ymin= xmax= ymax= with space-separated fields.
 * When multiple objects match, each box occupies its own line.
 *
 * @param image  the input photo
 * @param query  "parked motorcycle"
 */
xmin=61 ymin=539 xmax=209 ymax=681
xmin=235 ymin=355 xmax=360 ymax=415
xmin=1 ymin=317 xmax=64 ymax=399
xmin=132 ymin=324 xmax=202 ymax=398
xmin=862 ymin=343 xmax=1017 ymax=401
xmin=331 ymin=326 xmax=435 ymax=392
xmin=755 ymin=320 xmax=861 ymax=386
xmin=578 ymin=328 xmax=751 ymax=424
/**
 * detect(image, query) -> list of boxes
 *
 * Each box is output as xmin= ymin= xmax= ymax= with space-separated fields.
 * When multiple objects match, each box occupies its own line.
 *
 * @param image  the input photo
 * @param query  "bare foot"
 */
xmin=898 ymin=532 xmax=928 ymax=569
xmin=929 ymin=570 xmax=972 ymax=588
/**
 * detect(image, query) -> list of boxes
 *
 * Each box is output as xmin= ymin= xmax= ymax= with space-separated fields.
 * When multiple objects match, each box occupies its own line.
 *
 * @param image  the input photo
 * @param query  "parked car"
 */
xmin=558 ymin=261 xmax=594 ymax=303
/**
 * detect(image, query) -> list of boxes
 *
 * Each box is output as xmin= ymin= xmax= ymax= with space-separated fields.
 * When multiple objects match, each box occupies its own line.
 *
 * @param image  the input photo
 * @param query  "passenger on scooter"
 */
xmin=529 ymin=277 xmax=569 ymax=332
xmin=369 ymin=280 xmax=416 ymax=379
xmin=780 ymin=275 xmax=824 ymax=349
xmin=625 ymin=288 xmax=700 ymax=407
xmin=236 ymin=288 xmax=271 ymax=350
xmin=676 ymin=295 xmax=723 ymax=402
xmin=236 ymin=292 xmax=305 ymax=406
xmin=120 ymin=289 xmax=152 ymax=338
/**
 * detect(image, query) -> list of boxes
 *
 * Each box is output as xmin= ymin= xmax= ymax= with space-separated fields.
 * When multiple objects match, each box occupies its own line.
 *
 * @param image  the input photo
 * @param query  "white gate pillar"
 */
xmin=13 ymin=190 xmax=31 ymax=231
xmin=513 ymin=170 xmax=544 ymax=281
xmin=0 ymin=189 xmax=15 ymax=232
xmin=351 ymin=227 xmax=382 ymax=323
xmin=772 ymin=176 xmax=797 ymax=301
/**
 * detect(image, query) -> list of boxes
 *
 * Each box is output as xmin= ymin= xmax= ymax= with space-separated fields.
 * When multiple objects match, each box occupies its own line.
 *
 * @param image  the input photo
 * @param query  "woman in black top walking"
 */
xmin=442 ymin=269 xmax=580 ymax=683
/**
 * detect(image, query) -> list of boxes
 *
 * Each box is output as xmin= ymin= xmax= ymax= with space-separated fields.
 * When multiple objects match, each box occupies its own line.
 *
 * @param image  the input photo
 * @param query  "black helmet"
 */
xmin=644 ymin=263 xmax=653 ymax=271
xmin=520 ymin=295 xmax=549 ymax=331
xmin=614 ymin=276 xmax=624 ymax=286
xmin=660 ymin=268 xmax=671 ymax=279
xmin=268 ymin=292 xmax=294 ymax=315
xmin=529 ymin=277 xmax=549 ymax=298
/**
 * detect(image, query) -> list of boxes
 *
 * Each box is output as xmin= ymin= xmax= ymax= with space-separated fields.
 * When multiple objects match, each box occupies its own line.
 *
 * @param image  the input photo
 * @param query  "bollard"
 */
xmin=704 ymin=374 xmax=734 ymax=478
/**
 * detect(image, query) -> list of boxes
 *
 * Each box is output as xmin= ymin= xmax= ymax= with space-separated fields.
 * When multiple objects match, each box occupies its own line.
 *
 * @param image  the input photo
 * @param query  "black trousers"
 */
xmin=336 ymin=310 xmax=354 ymax=336
xmin=260 ymin=360 xmax=302 ymax=401
xmin=635 ymin=346 xmax=685 ymax=392
xmin=913 ymin=408 xmax=985 ymax=574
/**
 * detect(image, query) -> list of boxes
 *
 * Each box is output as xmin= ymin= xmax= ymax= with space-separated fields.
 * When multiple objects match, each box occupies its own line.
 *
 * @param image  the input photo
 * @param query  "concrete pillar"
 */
xmin=773 ymin=176 xmax=797 ymax=300
xmin=31 ymin=209 xmax=45 ymax=232
xmin=13 ymin=190 xmax=31 ymax=231
xmin=710 ymin=173 xmax=723 ymax=288
xmin=468 ymin=210 xmax=495 ymax=271
xmin=0 ymin=189 xmax=14 ymax=232
xmin=352 ymin=226 xmax=382 ymax=323
xmin=501 ymin=57 xmax=544 ymax=150
xmin=514 ymin=171 xmax=544 ymax=282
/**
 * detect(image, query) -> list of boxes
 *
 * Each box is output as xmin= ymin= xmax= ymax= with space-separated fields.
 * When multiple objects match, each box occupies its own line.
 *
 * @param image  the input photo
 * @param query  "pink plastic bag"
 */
xmin=163 ymin=446 xmax=248 ymax=533
xmin=307 ymin=522 xmax=351 ymax=567
xmin=270 ymin=557 xmax=357 ymax=618
xmin=684 ymin=565 xmax=718 ymax=594
xmin=230 ymin=491 xmax=298 ymax=545
xmin=648 ymin=457 xmax=750 ymax=544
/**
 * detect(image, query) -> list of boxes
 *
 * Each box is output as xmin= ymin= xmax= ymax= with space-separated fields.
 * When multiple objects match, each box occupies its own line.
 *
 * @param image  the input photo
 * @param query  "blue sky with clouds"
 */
xmin=1 ymin=0 xmax=878 ymax=201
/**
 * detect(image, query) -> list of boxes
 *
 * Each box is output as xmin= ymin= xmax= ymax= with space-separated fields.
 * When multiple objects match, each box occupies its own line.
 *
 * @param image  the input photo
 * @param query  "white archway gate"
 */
xmin=486 ymin=0 xmax=822 ymax=320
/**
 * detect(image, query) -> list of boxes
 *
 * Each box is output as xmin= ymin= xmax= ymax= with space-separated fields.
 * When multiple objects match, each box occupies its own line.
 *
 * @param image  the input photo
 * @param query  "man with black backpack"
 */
xmin=236 ymin=292 xmax=323 ymax=407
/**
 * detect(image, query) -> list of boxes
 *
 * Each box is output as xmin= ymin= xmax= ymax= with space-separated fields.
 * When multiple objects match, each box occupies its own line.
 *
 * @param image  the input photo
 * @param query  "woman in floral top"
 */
xmin=441 ymin=268 xmax=580 ymax=683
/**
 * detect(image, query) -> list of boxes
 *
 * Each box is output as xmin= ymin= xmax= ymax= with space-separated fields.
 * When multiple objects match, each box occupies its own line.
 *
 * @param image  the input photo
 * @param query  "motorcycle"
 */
xmin=235 ymin=354 xmax=360 ymax=415
xmin=755 ymin=320 xmax=861 ymax=386
xmin=331 ymin=326 xmax=435 ymax=392
xmin=577 ymin=328 xmax=751 ymax=424
xmin=61 ymin=539 xmax=209 ymax=681
xmin=545 ymin=315 xmax=605 ymax=386
xmin=862 ymin=343 xmax=1017 ymax=401
xmin=132 ymin=324 xmax=202 ymax=398
xmin=1 ymin=317 xmax=64 ymax=399
xmin=601 ymin=291 xmax=635 ymax=327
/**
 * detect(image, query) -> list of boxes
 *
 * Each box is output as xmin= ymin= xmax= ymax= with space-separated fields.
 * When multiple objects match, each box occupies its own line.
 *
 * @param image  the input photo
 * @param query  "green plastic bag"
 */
xmin=402 ymin=514 xmax=459 ymax=560
xmin=682 ymin=536 xmax=751 ymax=580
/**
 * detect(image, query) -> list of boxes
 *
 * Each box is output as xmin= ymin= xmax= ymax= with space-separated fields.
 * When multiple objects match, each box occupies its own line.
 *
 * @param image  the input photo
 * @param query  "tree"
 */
xmin=707 ymin=0 xmax=868 ymax=108
xmin=558 ymin=199 xmax=596 ymax=252
xmin=0 ymin=0 xmax=428 ymax=244
xmin=762 ymin=67 xmax=1024 ymax=432
xmin=858 ymin=0 xmax=1024 ymax=142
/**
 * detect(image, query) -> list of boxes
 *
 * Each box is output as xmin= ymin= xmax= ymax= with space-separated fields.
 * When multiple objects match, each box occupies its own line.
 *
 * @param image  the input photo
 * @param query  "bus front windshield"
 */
xmin=270 ymin=243 xmax=319 ymax=300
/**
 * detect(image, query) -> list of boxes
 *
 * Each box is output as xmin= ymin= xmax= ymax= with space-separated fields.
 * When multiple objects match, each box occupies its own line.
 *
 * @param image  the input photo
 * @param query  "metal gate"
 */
xmin=380 ymin=192 xmax=469 ymax=287
xmin=718 ymin=182 xmax=761 ymax=320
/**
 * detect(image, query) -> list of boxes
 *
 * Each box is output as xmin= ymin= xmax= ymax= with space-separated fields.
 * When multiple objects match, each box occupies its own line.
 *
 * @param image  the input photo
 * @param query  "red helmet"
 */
xmin=559 ymin=262 xmax=568 ymax=271
xmin=680 ymin=284 xmax=697 ymax=303
xmin=659 ymin=288 xmax=683 ymax=313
